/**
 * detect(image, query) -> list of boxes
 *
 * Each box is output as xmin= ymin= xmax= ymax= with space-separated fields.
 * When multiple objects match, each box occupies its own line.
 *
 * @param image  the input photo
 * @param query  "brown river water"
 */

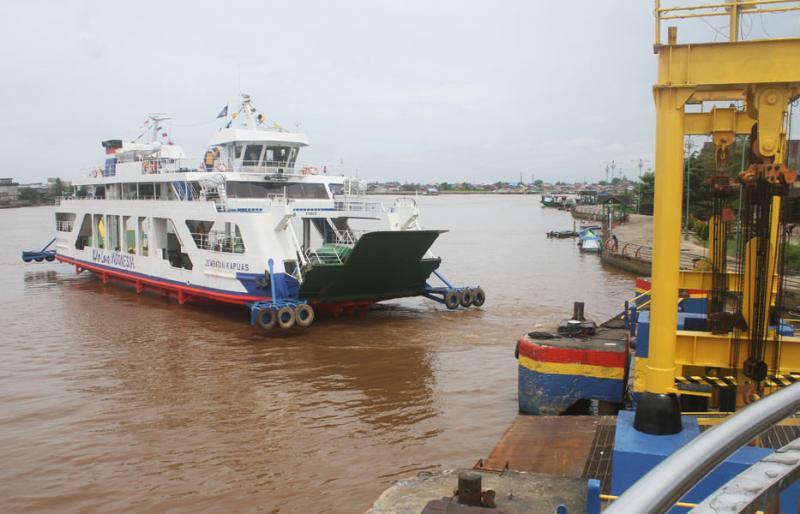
xmin=0 ymin=195 xmax=635 ymax=514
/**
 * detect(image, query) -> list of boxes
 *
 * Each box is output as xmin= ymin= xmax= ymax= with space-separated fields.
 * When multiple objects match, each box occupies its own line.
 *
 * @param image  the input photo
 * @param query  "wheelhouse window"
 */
xmin=242 ymin=144 xmax=263 ymax=166
xmin=226 ymin=181 xmax=329 ymax=199
xmin=263 ymin=146 xmax=297 ymax=166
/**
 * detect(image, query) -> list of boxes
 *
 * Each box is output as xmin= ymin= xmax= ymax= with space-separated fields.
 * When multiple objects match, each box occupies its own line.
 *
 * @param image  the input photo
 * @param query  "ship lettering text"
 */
xmin=91 ymin=249 xmax=135 ymax=270
xmin=205 ymin=259 xmax=249 ymax=272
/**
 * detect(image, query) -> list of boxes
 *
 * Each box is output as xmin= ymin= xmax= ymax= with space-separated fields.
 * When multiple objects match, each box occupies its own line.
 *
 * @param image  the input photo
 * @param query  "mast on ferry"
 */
xmin=146 ymin=114 xmax=170 ymax=143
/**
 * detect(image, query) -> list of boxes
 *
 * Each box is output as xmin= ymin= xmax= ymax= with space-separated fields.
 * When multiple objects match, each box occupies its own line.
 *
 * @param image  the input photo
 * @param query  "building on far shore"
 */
xmin=0 ymin=178 xmax=19 ymax=203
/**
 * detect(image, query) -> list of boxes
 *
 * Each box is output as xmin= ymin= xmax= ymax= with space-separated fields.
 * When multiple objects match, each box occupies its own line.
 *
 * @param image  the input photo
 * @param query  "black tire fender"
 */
xmin=295 ymin=304 xmax=315 ymax=328
xmin=472 ymin=287 xmax=486 ymax=307
xmin=277 ymin=306 xmax=296 ymax=329
xmin=257 ymin=307 xmax=277 ymax=330
xmin=444 ymin=289 xmax=460 ymax=310
xmin=460 ymin=288 xmax=474 ymax=307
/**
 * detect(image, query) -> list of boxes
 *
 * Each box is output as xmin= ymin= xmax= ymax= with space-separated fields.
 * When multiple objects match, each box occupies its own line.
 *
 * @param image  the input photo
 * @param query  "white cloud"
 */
xmin=0 ymin=0 xmax=657 ymax=183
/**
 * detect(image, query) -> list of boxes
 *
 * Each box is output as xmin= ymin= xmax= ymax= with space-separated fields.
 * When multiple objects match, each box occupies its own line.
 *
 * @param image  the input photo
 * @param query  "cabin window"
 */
xmin=242 ymin=144 xmax=263 ymax=166
xmin=186 ymin=219 xmax=214 ymax=249
xmin=75 ymin=214 xmax=91 ymax=249
xmin=94 ymin=214 xmax=105 ymax=249
xmin=107 ymin=215 xmax=121 ymax=251
xmin=225 ymin=181 xmax=329 ymax=199
xmin=185 ymin=219 xmax=245 ymax=254
xmin=56 ymin=212 xmax=75 ymax=232
xmin=138 ymin=217 xmax=149 ymax=256
xmin=233 ymin=225 xmax=245 ymax=253
xmin=162 ymin=219 xmax=192 ymax=270
xmin=234 ymin=143 xmax=244 ymax=159
xmin=124 ymin=216 xmax=136 ymax=254
xmin=139 ymin=183 xmax=155 ymax=200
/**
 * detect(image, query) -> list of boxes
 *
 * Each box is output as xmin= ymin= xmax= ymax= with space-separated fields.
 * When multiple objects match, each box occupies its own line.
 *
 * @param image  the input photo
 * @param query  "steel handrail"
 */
xmin=655 ymin=0 xmax=800 ymax=44
xmin=603 ymin=382 xmax=800 ymax=514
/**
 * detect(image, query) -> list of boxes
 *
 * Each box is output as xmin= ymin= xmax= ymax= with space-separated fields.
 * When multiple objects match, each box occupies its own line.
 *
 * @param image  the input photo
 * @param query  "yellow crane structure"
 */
xmin=637 ymin=0 xmax=800 ymax=434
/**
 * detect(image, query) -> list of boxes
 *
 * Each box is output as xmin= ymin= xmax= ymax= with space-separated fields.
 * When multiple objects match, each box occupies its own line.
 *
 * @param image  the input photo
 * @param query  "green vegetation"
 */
xmin=637 ymin=136 xmax=750 ymax=230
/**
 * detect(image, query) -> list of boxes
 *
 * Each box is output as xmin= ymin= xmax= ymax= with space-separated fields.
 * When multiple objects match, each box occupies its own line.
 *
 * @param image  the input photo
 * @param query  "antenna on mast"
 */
xmin=147 ymin=113 xmax=170 ymax=143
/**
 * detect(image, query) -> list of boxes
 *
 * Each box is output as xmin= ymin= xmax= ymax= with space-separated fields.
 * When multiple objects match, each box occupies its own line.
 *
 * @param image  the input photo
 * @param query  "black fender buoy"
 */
xmin=472 ymin=287 xmax=486 ymax=307
xmin=35 ymin=257 xmax=44 ymax=262
xmin=460 ymin=288 xmax=474 ymax=307
xmin=295 ymin=304 xmax=315 ymax=328
xmin=277 ymin=306 xmax=296 ymax=329
xmin=444 ymin=289 xmax=460 ymax=310
xmin=46 ymin=255 xmax=55 ymax=262
xmin=257 ymin=307 xmax=276 ymax=330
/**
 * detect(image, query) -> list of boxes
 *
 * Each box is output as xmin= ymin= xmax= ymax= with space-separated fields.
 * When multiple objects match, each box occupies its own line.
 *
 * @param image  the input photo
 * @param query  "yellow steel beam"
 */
xmin=678 ymin=270 xmax=778 ymax=296
xmin=684 ymin=108 xmax=755 ymax=136
xmin=687 ymin=90 xmax=746 ymax=102
xmin=674 ymin=330 xmax=800 ymax=374
xmin=656 ymin=39 xmax=800 ymax=88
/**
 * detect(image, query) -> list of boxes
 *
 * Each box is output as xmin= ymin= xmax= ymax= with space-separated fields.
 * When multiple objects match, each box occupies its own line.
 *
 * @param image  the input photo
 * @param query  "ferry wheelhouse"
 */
xmin=46 ymin=95 xmax=484 ymax=329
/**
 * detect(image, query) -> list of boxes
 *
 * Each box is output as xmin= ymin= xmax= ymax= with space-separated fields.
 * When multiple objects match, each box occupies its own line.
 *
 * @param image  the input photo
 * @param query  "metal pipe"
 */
xmin=432 ymin=270 xmax=453 ymax=289
xmin=604 ymin=382 xmax=800 ymax=514
xmin=268 ymin=258 xmax=277 ymax=302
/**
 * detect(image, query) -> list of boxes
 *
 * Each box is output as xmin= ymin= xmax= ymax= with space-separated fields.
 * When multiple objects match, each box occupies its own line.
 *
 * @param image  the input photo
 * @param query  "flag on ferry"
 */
xmin=216 ymin=105 xmax=228 ymax=118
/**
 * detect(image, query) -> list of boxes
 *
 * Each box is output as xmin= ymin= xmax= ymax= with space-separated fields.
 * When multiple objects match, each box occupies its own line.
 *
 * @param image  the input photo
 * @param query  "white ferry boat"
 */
xmin=33 ymin=95 xmax=484 ymax=329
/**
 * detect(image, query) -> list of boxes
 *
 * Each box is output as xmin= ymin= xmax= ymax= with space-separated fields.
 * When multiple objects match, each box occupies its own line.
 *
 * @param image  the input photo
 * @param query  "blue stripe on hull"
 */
xmin=61 ymin=254 xmax=289 ymax=299
xmin=518 ymin=364 xmax=624 ymax=415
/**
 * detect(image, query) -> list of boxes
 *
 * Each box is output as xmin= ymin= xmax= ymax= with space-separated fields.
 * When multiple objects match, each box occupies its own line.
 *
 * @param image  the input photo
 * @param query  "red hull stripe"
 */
xmin=635 ymin=277 xmax=706 ymax=296
xmin=56 ymin=254 xmax=270 ymax=305
xmin=518 ymin=338 xmax=626 ymax=368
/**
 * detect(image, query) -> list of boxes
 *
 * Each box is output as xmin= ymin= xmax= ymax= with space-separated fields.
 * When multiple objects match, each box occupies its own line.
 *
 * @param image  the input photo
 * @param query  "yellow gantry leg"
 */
xmin=646 ymin=87 xmax=689 ymax=396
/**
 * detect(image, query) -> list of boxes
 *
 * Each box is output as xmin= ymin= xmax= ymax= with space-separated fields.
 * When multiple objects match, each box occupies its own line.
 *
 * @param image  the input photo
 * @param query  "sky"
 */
xmin=1 ymin=1 xmax=799 ymax=184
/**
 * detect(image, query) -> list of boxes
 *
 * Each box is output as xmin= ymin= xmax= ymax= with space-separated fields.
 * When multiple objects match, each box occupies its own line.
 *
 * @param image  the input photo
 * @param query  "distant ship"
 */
xmin=46 ymin=95 xmax=483 ymax=329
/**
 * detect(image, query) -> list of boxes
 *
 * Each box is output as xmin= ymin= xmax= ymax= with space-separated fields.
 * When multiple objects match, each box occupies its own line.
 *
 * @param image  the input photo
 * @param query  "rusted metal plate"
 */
xmin=480 ymin=416 xmax=612 ymax=477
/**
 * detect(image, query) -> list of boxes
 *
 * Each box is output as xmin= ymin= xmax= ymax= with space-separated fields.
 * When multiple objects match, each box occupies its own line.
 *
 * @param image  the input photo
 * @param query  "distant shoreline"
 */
xmin=0 ymin=201 xmax=51 ymax=209
xmin=367 ymin=191 xmax=540 ymax=195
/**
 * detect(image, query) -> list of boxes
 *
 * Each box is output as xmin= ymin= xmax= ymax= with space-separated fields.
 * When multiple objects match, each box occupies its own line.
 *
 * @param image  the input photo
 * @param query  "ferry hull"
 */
xmin=56 ymin=254 xmax=271 ymax=305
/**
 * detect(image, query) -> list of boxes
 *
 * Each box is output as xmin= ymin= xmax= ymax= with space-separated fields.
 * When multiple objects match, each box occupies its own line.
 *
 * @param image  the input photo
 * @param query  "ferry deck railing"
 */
xmin=333 ymin=199 xmax=384 ymax=214
xmin=603 ymin=381 xmax=800 ymax=514
xmin=603 ymin=238 xmax=800 ymax=292
xmin=55 ymin=220 xmax=74 ymax=232
xmin=188 ymin=231 xmax=245 ymax=254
